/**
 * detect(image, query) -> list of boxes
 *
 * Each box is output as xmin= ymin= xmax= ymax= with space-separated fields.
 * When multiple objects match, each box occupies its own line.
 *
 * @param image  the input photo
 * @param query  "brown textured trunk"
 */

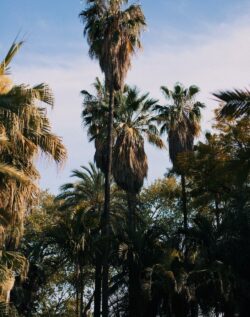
xmin=127 ymin=192 xmax=141 ymax=317
xmin=94 ymin=256 xmax=102 ymax=317
xmin=102 ymin=84 xmax=114 ymax=317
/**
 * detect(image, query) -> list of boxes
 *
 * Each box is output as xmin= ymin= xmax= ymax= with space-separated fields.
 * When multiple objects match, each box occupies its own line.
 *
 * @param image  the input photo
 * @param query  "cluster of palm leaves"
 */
xmin=0 ymin=41 xmax=66 ymax=309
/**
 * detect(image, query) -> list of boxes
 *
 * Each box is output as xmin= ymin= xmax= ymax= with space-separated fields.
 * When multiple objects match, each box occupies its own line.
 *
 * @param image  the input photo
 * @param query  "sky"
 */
xmin=1 ymin=0 xmax=250 ymax=193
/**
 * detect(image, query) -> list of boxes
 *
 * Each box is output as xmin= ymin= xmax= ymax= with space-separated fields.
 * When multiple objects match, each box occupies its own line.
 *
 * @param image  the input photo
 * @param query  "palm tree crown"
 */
xmin=80 ymin=0 xmax=146 ymax=90
xmin=82 ymin=80 xmax=164 ymax=193
xmin=81 ymin=78 xmax=110 ymax=173
xmin=113 ymin=86 xmax=164 ymax=193
xmin=155 ymin=83 xmax=205 ymax=167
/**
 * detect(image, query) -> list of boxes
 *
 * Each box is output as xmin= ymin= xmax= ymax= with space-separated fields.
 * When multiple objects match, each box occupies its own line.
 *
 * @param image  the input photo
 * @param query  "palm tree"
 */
xmin=0 ymin=42 xmax=67 ymax=311
xmin=57 ymin=163 xmax=105 ymax=317
xmin=80 ymin=2 xmax=146 ymax=314
xmin=154 ymin=83 xmax=204 ymax=233
xmin=112 ymin=86 xmax=163 ymax=316
xmin=213 ymin=88 xmax=250 ymax=118
xmin=113 ymin=86 xmax=164 ymax=193
xmin=82 ymin=81 xmax=164 ymax=315
xmin=0 ymin=41 xmax=67 ymax=249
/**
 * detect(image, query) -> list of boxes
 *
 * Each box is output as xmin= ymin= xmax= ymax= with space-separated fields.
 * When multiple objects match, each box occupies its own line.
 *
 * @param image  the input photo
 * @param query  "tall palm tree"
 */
xmin=213 ymin=88 xmax=250 ymax=118
xmin=112 ymin=86 xmax=163 ymax=317
xmin=80 ymin=2 xmax=145 ymax=314
xmin=83 ymin=81 xmax=164 ymax=316
xmin=0 ymin=42 xmax=67 ymax=249
xmin=154 ymin=83 xmax=204 ymax=233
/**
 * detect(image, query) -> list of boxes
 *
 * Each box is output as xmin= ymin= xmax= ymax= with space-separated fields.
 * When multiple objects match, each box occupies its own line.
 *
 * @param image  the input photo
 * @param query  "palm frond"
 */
xmin=213 ymin=89 xmax=250 ymax=118
xmin=0 ymin=41 xmax=23 ymax=75
xmin=0 ymin=163 xmax=30 ymax=183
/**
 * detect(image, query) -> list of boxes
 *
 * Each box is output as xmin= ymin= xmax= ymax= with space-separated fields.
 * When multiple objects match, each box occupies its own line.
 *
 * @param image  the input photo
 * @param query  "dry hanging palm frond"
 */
xmin=0 ymin=164 xmax=30 ymax=184
xmin=0 ymin=76 xmax=13 ymax=95
xmin=113 ymin=127 xmax=148 ymax=194
xmin=0 ymin=42 xmax=67 ymax=252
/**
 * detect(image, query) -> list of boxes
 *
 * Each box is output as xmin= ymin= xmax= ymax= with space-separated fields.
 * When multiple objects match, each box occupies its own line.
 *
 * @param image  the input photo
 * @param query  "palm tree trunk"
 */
xmin=181 ymin=174 xmax=188 ymax=233
xmin=80 ymin=263 xmax=84 ymax=317
xmin=76 ymin=264 xmax=80 ymax=317
xmin=94 ymin=256 xmax=102 ymax=317
xmin=102 ymin=84 xmax=114 ymax=317
xmin=127 ymin=192 xmax=141 ymax=317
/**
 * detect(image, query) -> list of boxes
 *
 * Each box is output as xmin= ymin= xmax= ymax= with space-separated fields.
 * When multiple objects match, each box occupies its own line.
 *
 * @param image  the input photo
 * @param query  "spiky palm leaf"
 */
xmin=0 ymin=42 xmax=23 ymax=76
xmin=57 ymin=162 xmax=105 ymax=212
xmin=213 ymin=88 xmax=250 ymax=118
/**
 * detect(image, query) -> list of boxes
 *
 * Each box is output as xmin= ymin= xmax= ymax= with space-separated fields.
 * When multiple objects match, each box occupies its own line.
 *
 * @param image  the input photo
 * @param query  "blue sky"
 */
xmin=1 ymin=0 xmax=250 ymax=193
xmin=2 ymin=0 xmax=250 ymax=53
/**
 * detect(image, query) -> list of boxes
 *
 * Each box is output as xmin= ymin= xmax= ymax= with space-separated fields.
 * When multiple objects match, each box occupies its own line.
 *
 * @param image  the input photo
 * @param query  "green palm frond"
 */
xmin=213 ymin=88 xmax=250 ymax=118
xmin=0 ymin=41 xmax=23 ymax=75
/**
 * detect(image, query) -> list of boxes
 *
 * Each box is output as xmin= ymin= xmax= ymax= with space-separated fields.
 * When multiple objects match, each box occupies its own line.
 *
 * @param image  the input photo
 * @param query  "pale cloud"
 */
xmin=12 ymin=16 xmax=250 ymax=192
